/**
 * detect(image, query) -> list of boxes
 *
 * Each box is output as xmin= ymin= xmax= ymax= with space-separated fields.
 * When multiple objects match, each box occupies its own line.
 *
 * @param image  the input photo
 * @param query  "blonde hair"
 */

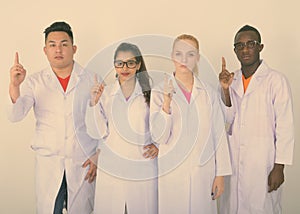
xmin=173 ymin=34 xmax=200 ymax=74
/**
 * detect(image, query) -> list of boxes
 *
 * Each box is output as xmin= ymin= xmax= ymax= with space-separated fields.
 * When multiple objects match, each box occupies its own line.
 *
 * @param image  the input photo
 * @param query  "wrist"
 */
xmin=274 ymin=163 xmax=284 ymax=171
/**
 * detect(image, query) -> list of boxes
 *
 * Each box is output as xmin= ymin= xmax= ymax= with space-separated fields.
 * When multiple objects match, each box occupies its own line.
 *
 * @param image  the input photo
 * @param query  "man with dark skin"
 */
xmin=219 ymin=25 xmax=294 ymax=214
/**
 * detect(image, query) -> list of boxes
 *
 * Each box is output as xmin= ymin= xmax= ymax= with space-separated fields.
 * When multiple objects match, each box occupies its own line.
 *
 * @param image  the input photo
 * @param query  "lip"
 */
xmin=241 ymin=55 xmax=251 ymax=60
xmin=55 ymin=56 xmax=64 ymax=60
xmin=120 ymin=72 xmax=130 ymax=76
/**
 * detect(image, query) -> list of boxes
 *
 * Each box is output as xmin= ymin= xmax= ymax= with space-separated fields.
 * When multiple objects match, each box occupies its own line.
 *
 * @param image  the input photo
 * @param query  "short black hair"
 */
xmin=44 ymin=21 xmax=74 ymax=43
xmin=235 ymin=25 xmax=261 ymax=43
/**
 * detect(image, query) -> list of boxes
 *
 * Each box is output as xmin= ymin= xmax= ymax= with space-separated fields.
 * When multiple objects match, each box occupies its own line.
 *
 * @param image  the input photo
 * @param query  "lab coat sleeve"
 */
xmin=85 ymin=99 xmax=109 ymax=143
xmin=218 ymin=85 xmax=235 ymax=135
xmin=7 ymin=77 xmax=35 ymax=122
xmin=149 ymin=89 xmax=172 ymax=145
xmin=272 ymin=74 xmax=294 ymax=165
xmin=213 ymin=95 xmax=232 ymax=176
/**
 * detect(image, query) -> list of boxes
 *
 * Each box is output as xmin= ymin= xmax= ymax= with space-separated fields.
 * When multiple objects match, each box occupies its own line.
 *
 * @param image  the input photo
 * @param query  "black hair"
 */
xmin=44 ymin=21 xmax=74 ymax=44
xmin=235 ymin=25 xmax=261 ymax=43
xmin=114 ymin=42 xmax=151 ymax=106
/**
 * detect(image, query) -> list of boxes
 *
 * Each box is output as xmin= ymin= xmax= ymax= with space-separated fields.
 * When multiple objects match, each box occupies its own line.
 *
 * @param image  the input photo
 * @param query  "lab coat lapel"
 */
xmin=171 ymin=75 xmax=188 ymax=104
xmin=66 ymin=62 xmax=83 ymax=94
xmin=190 ymin=75 xmax=205 ymax=104
xmin=44 ymin=62 xmax=83 ymax=94
xmin=244 ymin=61 xmax=268 ymax=97
xmin=109 ymin=78 xmax=142 ymax=102
xmin=45 ymin=67 xmax=62 ymax=93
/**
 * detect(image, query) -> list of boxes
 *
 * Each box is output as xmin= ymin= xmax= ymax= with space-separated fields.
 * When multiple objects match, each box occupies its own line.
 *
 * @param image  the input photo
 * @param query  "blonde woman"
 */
xmin=150 ymin=34 xmax=232 ymax=213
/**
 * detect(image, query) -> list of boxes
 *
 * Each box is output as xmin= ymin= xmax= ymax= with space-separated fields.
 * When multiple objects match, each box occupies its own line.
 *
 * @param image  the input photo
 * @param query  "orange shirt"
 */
xmin=242 ymin=74 xmax=253 ymax=93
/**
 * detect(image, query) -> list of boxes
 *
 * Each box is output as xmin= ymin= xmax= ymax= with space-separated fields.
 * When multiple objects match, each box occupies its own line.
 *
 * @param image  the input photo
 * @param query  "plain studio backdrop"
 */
xmin=0 ymin=0 xmax=299 ymax=213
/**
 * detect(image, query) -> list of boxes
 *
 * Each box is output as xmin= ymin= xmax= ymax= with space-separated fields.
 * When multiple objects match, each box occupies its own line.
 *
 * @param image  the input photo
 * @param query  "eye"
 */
xmin=127 ymin=60 xmax=137 ymax=67
xmin=247 ymin=41 xmax=255 ymax=48
xmin=49 ymin=43 xmax=55 ymax=47
xmin=114 ymin=60 xmax=124 ymax=68
xmin=174 ymin=52 xmax=182 ymax=57
xmin=234 ymin=43 xmax=243 ymax=50
xmin=188 ymin=52 xmax=196 ymax=57
xmin=62 ymin=43 xmax=68 ymax=47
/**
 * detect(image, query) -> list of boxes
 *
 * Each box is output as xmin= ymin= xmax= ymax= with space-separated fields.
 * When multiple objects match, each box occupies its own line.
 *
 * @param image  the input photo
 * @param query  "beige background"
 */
xmin=0 ymin=0 xmax=299 ymax=213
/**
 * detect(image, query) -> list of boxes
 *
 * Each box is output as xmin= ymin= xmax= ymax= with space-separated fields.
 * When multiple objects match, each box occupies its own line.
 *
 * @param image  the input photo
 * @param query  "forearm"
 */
xmin=221 ymin=88 xmax=231 ymax=107
xmin=9 ymin=84 xmax=20 ymax=104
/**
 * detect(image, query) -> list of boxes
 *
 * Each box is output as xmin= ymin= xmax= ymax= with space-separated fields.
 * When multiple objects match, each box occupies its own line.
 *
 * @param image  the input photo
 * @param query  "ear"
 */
xmin=73 ymin=45 xmax=77 ymax=54
xmin=258 ymin=44 xmax=264 ymax=52
xmin=43 ymin=46 xmax=47 ymax=55
xmin=136 ymin=62 xmax=141 ymax=70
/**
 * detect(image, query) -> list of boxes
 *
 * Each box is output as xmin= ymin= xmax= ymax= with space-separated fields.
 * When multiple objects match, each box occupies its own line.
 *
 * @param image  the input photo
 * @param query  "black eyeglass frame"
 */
xmin=234 ymin=40 xmax=261 ymax=51
xmin=114 ymin=60 xmax=138 ymax=68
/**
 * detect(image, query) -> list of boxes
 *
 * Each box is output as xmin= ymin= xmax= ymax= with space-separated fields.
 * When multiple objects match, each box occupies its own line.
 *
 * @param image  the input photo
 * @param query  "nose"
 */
xmin=55 ymin=44 xmax=62 ymax=53
xmin=122 ymin=63 xmax=129 ymax=71
xmin=181 ymin=55 xmax=187 ymax=64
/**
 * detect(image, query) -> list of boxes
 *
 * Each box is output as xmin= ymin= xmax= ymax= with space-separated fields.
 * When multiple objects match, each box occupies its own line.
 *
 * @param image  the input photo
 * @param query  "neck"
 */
xmin=119 ymin=76 xmax=136 ymax=98
xmin=52 ymin=62 xmax=74 ymax=78
xmin=241 ymin=60 xmax=262 ymax=79
xmin=174 ymin=70 xmax=194 ymax=92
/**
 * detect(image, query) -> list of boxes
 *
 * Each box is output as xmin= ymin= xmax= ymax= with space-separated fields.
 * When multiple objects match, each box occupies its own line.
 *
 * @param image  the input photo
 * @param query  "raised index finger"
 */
xmin=14 ymin=52 xmax=19 ymax=65
xmin=222 ymin=57 xmax=226 ymax=72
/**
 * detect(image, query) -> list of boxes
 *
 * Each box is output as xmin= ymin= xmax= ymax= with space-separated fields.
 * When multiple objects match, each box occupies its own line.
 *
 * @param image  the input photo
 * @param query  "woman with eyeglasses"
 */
xmin=150 ymin=34 xmax=232 ymax=213
xmin=88 ymin=42 xmax=158 ymax=214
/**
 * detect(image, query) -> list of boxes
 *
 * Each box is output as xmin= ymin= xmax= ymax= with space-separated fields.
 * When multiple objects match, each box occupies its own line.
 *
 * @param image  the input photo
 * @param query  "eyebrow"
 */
xmin=47 ymin=39 xmax=70 ymax=43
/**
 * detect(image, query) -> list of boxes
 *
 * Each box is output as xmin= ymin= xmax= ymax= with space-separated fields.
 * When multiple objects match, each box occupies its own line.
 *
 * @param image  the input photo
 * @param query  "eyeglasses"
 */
xmin=234 ymin=40 xmax=260 ymax=51
xmin=114 ymin=60 xmax=138 ymax=68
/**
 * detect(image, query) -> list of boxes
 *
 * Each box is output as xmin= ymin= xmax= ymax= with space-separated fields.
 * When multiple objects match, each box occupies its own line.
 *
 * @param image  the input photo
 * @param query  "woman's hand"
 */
xmin=90 ymin=74 xmax=104 ymax=106
xmin=162 ymin=74 xmax=174 ymax=114
xmin=211 ymin=176 xmax=224 ymax=200
xmin=143 ymin=143 xmax=159 ymax=159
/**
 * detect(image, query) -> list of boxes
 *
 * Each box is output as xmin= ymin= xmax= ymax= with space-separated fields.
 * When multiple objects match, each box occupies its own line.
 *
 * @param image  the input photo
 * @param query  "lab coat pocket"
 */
xmin=31 ymin=131 xmax=58 ymax=156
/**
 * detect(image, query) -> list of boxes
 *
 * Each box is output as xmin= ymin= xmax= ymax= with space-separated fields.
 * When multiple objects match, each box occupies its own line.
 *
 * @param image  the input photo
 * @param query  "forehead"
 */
xmin=46 ymin=31 xmax=71 ymax=43
xmin=173 ymin=39 xmax=198 ymax=52
xmin=235 ymin=31 xmax=259 ymax=43
xmin=115 ymin=51 xmax=136 ymax=60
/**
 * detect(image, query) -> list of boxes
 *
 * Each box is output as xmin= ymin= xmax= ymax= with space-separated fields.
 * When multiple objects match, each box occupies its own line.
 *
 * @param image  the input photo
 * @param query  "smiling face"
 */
xmin=234 ymin=30 xmax=263 ymax=69
xmin=114 ymin=51 xmax=141 ymax=84
xmin=172 ymin=39 xmax=200 ymax=73
xmin=43 ymin=31 xmax=77 ymax=72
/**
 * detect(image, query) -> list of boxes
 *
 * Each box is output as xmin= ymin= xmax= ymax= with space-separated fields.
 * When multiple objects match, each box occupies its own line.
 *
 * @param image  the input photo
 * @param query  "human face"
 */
xmin=234 ymin=31 xmax=263 ymax=68
xmin=114 ymin=51 xmax=140 ymax=84
xmin=43 ymin=31 xmax=77 ymax=71
xmin=172 ymin=39 xmax=200 ymax=73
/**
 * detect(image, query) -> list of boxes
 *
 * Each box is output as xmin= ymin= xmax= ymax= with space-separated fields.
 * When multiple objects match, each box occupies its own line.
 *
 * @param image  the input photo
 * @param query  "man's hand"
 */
xmin=219 ymin=57 xmax=233 ymax=107
xmin=9 ymin=52 xmax=26 ymax=103
xmin=219 ymin=57 xmax=234 ymax=90
xmin=82 ymin=150 xmax=100 ymax=183
xmin=268 ymin=163 xmax=284 ymax=192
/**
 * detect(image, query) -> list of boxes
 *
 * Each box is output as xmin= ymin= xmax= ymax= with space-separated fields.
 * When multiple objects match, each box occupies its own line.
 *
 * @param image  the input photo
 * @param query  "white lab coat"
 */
xmin=219 ymin=61 xmax=294 ymax=214
xmin=150 ymin=74 xmax=232 ymax=214
xmin=8 ymin=62 xmax=98 ymax=214
xmin=89 ymin=79 xmax=158 ymax=214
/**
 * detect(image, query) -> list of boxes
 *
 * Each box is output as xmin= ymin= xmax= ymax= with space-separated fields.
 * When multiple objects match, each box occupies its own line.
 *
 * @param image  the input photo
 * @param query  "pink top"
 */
xmin=178 ymin=84 xmax=192 ymax=103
